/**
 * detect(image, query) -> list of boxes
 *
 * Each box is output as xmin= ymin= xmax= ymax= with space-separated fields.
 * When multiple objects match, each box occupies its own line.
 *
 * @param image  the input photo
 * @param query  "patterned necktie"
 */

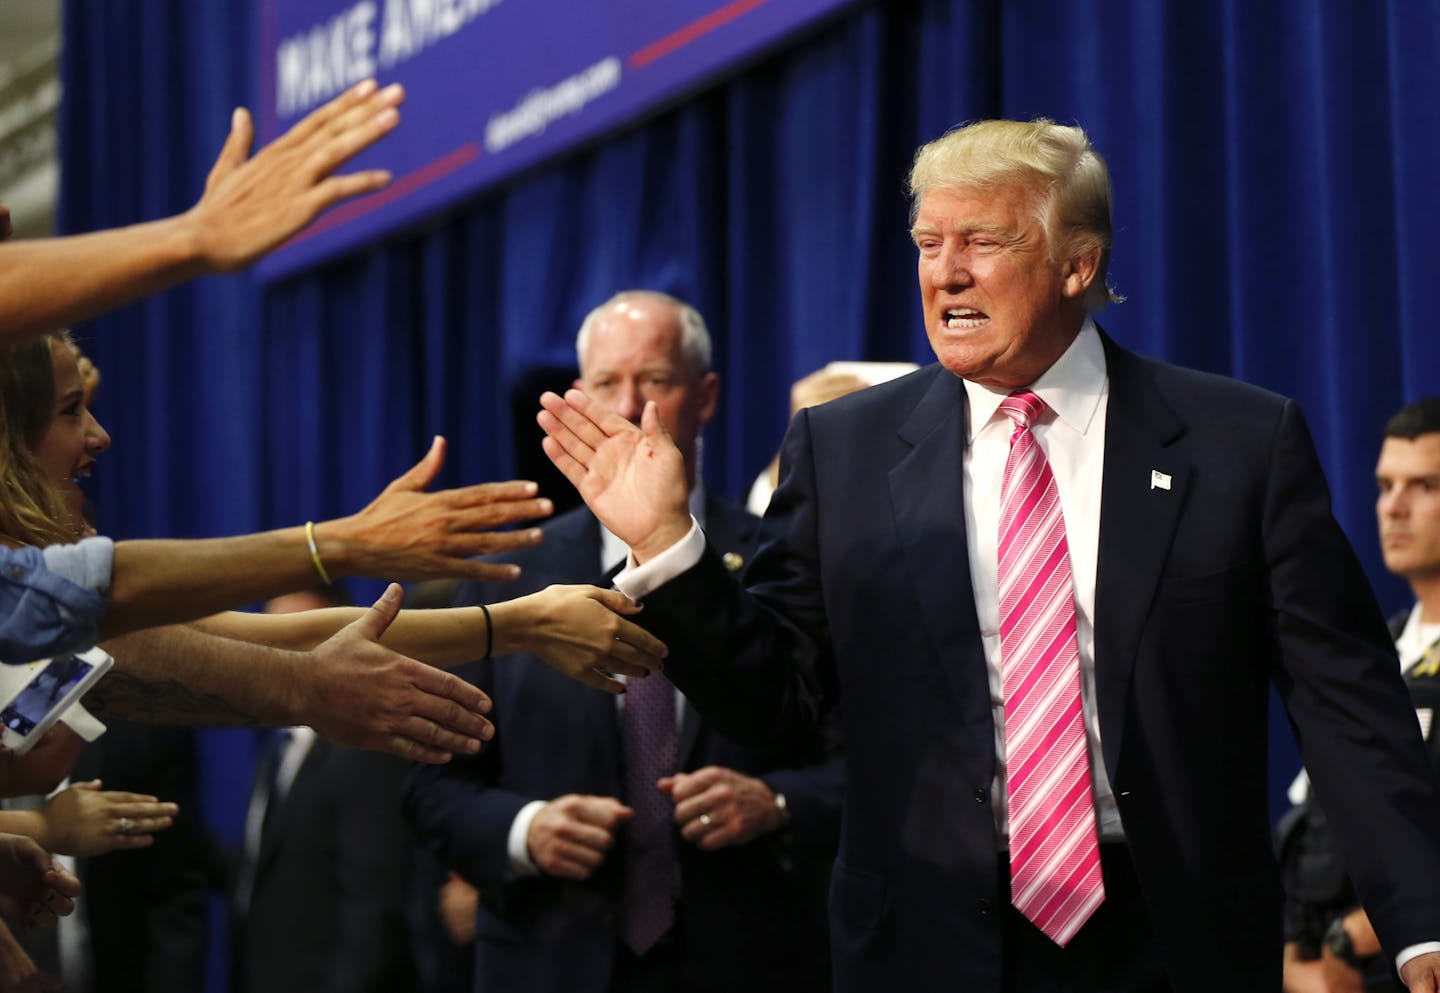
xmin=619 ymin=671 xmax=677 ymax=954
xmin=997 ymin=390 xmax=1104 ymax=946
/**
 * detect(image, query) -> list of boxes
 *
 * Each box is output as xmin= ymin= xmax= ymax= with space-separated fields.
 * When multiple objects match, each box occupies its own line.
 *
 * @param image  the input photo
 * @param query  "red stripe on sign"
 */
xmin=628 ymin=0 xmax=773 ymax=70
xmin=286 ymin=141 xmax=482 ymax=247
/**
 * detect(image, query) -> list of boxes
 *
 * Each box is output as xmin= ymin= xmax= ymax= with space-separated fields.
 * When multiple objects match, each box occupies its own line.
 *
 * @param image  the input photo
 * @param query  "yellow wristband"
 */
xmin=305 ymin=521 xmax=333 ymax=585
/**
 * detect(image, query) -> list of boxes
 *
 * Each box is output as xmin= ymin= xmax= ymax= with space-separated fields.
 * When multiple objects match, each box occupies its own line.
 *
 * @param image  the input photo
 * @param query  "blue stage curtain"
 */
xmin=59 ymin=0 xmax=1440 ymax=880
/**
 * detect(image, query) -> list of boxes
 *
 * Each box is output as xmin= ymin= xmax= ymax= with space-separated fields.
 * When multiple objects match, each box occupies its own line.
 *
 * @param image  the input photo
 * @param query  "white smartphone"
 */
xmin=0 ymin=647 xmax=113 ymax=754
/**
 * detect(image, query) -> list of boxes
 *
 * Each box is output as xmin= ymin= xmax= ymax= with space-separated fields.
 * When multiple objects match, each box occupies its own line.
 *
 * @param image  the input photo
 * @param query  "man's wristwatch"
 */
xmin=1323 ymin=915 xmax=1379 ymax=971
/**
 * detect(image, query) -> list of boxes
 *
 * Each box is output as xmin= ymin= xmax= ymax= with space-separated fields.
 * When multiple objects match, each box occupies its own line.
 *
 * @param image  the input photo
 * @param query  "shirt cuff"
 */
xmin=40 ymin=537 xmax=115 ymax=594
xmin=612 ymin=519 xmax=704 ymax=601
xmin=506 ymin=800 xmax=547 ymax=878
xmin=1396 ymin=942 xmax=1440 ymax=975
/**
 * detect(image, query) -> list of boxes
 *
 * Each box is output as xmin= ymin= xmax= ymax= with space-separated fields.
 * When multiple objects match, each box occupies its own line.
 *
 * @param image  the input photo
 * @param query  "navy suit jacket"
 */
xmin=634 ymin=334 xmax=1440 ymax=993
xmin=239 ymin=740 xmax=417 ymax=993
xmin=403 ymin=496 xmax=842 ymax=993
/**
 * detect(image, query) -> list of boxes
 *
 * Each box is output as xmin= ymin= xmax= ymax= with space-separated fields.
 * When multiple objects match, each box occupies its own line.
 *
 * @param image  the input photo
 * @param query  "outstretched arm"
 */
xmin=87 ymin=585 xmax=495 ymax=764
xmin=194 ymin=584 xmax=668 ymax=694
xmin=100 ymin=436 xmax=551 ymax=640
xmin=0 ymin=79 xmax=403 ymax=342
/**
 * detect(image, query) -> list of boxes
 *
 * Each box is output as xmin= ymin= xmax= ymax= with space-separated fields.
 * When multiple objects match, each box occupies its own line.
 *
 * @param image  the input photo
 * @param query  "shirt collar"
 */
xmin=961 ymin=317 xmax=1107 ymax=443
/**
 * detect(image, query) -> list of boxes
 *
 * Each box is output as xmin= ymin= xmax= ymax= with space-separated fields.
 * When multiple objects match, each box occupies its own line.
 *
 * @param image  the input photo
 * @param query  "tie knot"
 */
xmin=999 ymin=390 xmax=1046 ymax=430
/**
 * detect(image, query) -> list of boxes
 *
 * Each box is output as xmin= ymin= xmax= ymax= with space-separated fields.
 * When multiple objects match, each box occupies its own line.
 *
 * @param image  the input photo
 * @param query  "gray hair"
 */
xmin=908 ymin=118 xmax=1122 ymax=311
xmin=575 ymin=290 xmax=712 ymax=376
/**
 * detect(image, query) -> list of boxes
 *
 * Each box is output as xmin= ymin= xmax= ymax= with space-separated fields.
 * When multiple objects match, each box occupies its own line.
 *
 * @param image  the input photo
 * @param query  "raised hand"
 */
xmin=185 ymin=79 xmax=403 ymax=272
xmin=526 ymin=795 xmax=632 ymax=880
xmin=322 ymin=436 xmax=552 ymax=582
xmin=538 ymin=391 xmax=690 ymax=562
xmin=299 ymin=584 xmax=495 ymax=763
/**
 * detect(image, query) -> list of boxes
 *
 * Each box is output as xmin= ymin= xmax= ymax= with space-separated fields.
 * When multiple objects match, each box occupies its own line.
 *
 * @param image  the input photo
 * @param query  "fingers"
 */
xmin=587 ymin=587 xmax=645 ymax=615
xmin=298 ymin=81 xmax=404 ymax=179
xmin=573 ymin=668 xmax=627 ymax=695
xmin=609 ymin=616 xmax=668 ymax=663
xmin=352 ymin=584 xmax=405 ymax=642
xmin=443 ymin=480 xmax=549 ymax=512
xmin=383 ymin=436 xmax=446 ymax=495
xmin=205 ymin=107 xmax=255 ymax=194
xmin=307 ymin=169 xmax=393 ymax=212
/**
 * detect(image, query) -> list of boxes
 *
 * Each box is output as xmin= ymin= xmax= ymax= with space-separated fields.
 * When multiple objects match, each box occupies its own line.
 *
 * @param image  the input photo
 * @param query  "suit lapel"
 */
xmin=888 ymin=370 xmax=991 ymax=719
xmin=1093 ymin=334 xmax=1190 ymax=777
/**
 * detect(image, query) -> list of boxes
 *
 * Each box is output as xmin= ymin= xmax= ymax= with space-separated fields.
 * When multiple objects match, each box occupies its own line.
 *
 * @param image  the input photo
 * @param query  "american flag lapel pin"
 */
xmin=1150 ymin=469 xmax=1172 ymax=491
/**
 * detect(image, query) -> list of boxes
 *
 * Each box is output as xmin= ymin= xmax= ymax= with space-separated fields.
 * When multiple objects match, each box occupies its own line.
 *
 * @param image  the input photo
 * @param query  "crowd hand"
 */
xmin=437 ymin=872 xmax=478 ymax=947
xmin=0 ymin=920 xmax=54 ymax=993
xmin=299 ymin=584 xmax=495 ymax=764
xmin=322 ymin=436 xmax=551 ymax=582
xmin=1400 ymin=951 xmax=1440 ymax=993
xmin=790 ymin=368 xmax=868 ymax=417
xmin=184 ymin=78 xmax=403 ymax=273
xmin=516 ymin=585 xmax=668 ymax=694
xmin=0 ymin=727 xmax=84 ymax=800
xmin=538 ymin=391 xmax=690 ymax=563
xmin=526 ymin=795 xmax=632 ymax=880
xmin=37 ymin=780 xmax=178 ymax=857
xmin=0 ymin=834 xmax=79 ymax=934
xmin=660 ymin=766 xmax=786 ymax=851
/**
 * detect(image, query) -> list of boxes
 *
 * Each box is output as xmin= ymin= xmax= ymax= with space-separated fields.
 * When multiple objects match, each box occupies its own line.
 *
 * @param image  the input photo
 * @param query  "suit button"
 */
xmin=977 ymin=898 xmax=994 ymax=917
xmin=973 ymin=789 xmax=986 ymax=804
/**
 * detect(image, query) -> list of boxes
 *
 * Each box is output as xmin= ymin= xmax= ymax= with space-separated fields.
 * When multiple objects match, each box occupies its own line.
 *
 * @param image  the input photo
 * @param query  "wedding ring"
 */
xmin=699 ymin=813 xmax=713 ymax=828
xmin=117 ymin=817 xmax=133 ymax=836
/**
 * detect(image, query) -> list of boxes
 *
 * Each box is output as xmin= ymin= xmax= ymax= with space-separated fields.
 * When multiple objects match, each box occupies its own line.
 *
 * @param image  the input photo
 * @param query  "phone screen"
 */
xmin=0 ymin=655 xmax=95 ymax=736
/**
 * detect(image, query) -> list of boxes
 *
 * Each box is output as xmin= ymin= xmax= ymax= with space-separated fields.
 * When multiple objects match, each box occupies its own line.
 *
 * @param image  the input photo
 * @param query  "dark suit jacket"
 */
xmin=633 ymin=334 xmax=1440 ymax=993
xmin=403 ymin=497 xmax=842 ymax=993
xmin=237 ymin=739 xmax=417 ymax=993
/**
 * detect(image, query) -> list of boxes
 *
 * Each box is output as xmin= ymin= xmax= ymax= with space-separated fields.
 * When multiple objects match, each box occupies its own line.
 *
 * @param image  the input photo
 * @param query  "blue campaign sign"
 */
xmin=255 ymin=0 xmax=861 ymax=280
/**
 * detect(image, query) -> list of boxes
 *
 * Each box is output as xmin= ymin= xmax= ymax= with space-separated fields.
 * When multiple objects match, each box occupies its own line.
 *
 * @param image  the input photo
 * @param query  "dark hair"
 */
xmin=1384 ymin=397 xmax=1440 ymax=440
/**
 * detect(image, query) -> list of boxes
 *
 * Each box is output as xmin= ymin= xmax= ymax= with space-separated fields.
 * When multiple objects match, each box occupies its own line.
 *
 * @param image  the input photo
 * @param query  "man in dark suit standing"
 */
xmin=405 ymin=291 xmax=842 ymax=993
xmin=537 ymin=121 xmax=1440 ymax=993
xmin=234 ymin=588 xmax=418 ymax=993
xmin=1280 ymin=396 xmax=1440 ymax=993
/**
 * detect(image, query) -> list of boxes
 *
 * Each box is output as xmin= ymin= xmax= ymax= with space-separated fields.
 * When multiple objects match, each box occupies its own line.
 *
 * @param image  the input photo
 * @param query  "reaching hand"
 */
xmin=299 ymin=584 xmax=495 ymax=763
xmin=184 ymin=79 xmax=403 ymax=272
xmin=511 ymin=585 xmax=668 ymax=694
xmin=660 ymin=766 xmax=787 ymax=850
xmin=0 ymin=833 xmax=79 ymax=934
xmin=526 ymin=795 xmax=632 ymax=880
xmin=323 ymin=436 xmax=552 ymax=582
xmin=37 ymin=780 xmax=178 ymax=857
xmin=538 ymin=391 xmax=691 ymax=563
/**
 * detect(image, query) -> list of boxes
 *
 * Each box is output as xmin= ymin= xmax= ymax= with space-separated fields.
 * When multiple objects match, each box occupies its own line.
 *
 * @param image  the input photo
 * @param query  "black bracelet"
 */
xmin=479 ymin=602 xmax=493 ymax=661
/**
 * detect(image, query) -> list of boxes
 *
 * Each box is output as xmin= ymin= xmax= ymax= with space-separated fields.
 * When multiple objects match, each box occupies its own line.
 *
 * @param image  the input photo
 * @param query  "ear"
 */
xmin=696 ymin=372 xmax=720 ymax=425
xmin=1061 ymin=241 xmax=1104 ymax=301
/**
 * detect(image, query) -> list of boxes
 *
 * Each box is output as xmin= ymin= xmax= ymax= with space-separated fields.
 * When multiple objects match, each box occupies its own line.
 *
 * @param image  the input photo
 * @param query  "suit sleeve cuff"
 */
xmin=506 ymin=800 xmax=547 ymax=878
xmin=613 ymin=519 xmax=704 ymax=600
xmin=1396 ymin=942 xmax=1440 ymax=974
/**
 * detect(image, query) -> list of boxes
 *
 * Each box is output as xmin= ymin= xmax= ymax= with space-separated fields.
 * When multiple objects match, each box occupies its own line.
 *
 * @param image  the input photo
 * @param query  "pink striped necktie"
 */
xmin=997 ymin=390 xmax=1104 ymax=945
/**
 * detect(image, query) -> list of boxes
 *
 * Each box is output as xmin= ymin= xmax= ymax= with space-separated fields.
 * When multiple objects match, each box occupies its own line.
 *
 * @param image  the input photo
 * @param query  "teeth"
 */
xmin=945 ymin=309 xmax=986 ymax=329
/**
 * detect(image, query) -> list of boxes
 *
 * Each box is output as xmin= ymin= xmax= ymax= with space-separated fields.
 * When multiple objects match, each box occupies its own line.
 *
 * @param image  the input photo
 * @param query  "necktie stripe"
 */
xmin=996 ymin=391 xmax=1104 ymax=946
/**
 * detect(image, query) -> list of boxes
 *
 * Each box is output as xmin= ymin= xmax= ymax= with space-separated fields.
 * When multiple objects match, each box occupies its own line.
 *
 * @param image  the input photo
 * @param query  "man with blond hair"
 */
xmin=538 ymin=120 xmax=1440 ymax=992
